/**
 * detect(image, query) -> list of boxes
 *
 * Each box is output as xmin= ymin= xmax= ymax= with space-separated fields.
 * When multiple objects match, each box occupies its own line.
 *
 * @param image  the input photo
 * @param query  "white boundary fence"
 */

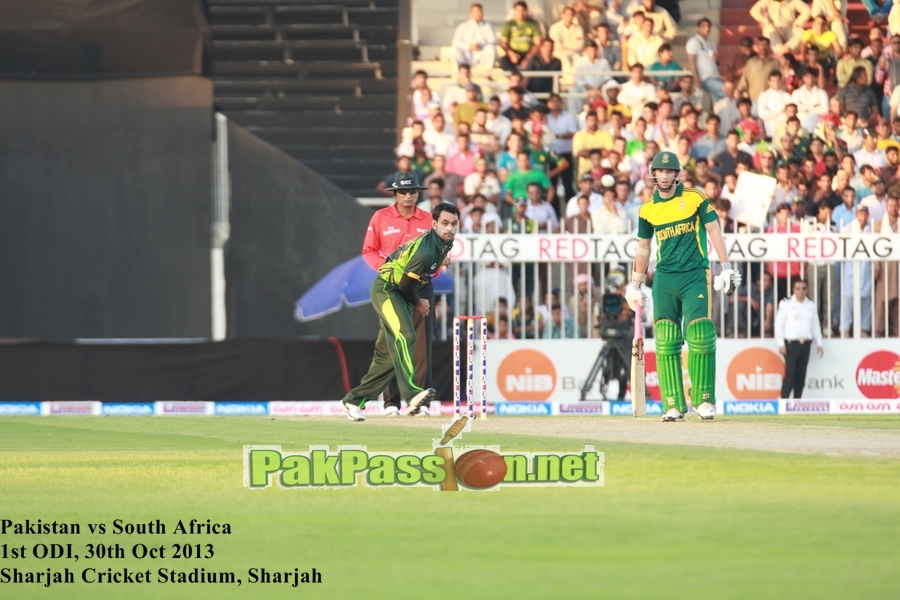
xmin=438 ymin=232 xmax=900 ymax=343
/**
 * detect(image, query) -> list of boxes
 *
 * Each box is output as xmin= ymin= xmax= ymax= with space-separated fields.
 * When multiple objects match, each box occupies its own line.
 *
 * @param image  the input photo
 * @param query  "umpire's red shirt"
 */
xmin=362 ymin=203 xmax=433 ymax=270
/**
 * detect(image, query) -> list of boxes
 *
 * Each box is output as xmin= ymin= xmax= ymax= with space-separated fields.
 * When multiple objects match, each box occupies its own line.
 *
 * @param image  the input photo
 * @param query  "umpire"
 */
xmin=775 ymin=279 xmax=824 ymax=399
xmin=361 ymin=172 xmax=437 ymax=415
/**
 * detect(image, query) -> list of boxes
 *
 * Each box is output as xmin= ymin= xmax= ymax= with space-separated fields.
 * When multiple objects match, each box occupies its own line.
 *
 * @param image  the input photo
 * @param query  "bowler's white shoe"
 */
xmin=695 ymin=402 xmax=716 ymax=420
xmin=341 ymin=400 xmax=365 ymax=422
xmin=662 ymin=408 xmax=685 ymax=422
xmin=383 ymin=406 xmax=401 ymax=417
xmin=407 ymin=388 xmax=435 ymax=416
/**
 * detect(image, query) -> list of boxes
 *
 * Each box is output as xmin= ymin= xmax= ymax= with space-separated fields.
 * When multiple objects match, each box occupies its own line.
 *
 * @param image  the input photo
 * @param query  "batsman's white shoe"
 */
xmin=383 ymin=406 xmax=401 ymax=417
xmin=695 ymin=402 xmax=716 ymax=420
xmin=661 ymin=408 xmax=685 ymax=422
xmin=406 ymin=388 xmax=435 ymax=416
xmin=341 ymin=400 xmax=365 ymax=422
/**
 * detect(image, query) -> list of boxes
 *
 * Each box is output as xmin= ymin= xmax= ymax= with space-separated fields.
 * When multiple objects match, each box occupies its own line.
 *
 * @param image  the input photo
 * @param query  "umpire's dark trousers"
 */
xmin=385 ymin=281 xmax=433 ymax=407
xmin=781 ymin=339 xmax=812 ymax=399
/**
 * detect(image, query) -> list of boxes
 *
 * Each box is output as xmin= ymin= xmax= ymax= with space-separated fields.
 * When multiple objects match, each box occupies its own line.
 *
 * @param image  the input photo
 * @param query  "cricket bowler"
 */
xmin=340 ymin=202 xmax=460 ymax=422
xmin=625 ymin=152 xmax=741 ymax=421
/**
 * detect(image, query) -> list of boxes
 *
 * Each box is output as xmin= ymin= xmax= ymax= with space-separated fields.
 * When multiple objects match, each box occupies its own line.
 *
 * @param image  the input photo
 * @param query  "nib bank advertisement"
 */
xmin=487 ymin=339 xmax=900 ymax=403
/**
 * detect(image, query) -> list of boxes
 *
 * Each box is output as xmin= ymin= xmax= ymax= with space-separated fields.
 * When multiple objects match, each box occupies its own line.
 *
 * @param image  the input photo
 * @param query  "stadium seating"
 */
xmin=209 ymin=0 xmax=400 ymax=197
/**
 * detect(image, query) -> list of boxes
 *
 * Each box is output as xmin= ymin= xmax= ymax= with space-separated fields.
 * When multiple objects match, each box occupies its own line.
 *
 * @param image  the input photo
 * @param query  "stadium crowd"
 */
xmin=391 ymin=0 xmax=900 ymax=340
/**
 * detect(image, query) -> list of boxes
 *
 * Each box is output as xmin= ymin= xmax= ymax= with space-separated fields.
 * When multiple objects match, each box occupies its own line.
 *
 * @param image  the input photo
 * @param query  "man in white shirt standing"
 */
xmin=566 ymin=173 xmax=604 ymax=217
xmin=451 ymin=3 xmax=497 ymax=69
xmin=548 ymin=7 xmax=585 ymax=77
xmin=860 ymin=175 xmax=889 ymax=222
xmin=546 ymin=93 xmax=579 ymax=200
xmin=757 ymin=71 xmax=793 ymax=139
xmin=570 ymin=41 xmax=612 ymax=115
xmin=791 ymin=67 xmax=829 ymax=133
xmin=525 ymin=182 xmax=560 ymax=233
xmin=775 ymin=279 xmax=824 ymax=399
xmin=685 ymin=18 xmax=725 ymax=102
xmin=854 ymin=128 xmax=888 ymax=170
xmin=840 ymin=205 xmax=874 ymax=337
xmin=591 ymin=186 xmax=629 ymax=233
xmin=619 ymin=63 xmax=659 ymax=121
xmin=630 ymin=0 xmax=677 ymax=42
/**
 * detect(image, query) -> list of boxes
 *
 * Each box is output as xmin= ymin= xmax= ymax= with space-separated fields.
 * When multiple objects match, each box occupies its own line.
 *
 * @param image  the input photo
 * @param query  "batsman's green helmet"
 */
xmin=650 ymin=151 xmax=681 ymax=171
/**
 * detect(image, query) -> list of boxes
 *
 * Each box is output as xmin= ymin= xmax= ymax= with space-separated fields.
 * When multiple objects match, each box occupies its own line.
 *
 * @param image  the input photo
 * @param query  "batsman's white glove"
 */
xmin=624 ymin=281 xmax=645 ymax=310
xmin=714 ymin=262 xmax=742 ymax=296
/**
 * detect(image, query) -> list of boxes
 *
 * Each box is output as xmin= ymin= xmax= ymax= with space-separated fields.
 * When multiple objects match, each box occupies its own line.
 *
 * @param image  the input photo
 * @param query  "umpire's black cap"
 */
xmin=390 ymin=172 xmax=428 ymax=191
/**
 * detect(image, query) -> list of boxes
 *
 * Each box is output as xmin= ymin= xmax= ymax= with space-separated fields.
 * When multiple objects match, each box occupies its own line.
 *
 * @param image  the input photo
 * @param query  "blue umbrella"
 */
xmin=295 ymin=255 xmax=454 ymax=322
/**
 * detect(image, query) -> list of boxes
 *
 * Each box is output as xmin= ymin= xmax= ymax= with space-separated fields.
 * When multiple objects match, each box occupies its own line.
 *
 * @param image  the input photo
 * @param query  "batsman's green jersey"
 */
xmin=343 ymin=229 xmax=452 ymax=407
xmin=637 ymin=183 xmax=718 ymax=273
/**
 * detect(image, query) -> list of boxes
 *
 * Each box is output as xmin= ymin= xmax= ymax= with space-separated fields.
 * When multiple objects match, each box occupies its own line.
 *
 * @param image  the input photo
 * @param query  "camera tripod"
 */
xmin=579 ymin=340 xmax=631 ymax=401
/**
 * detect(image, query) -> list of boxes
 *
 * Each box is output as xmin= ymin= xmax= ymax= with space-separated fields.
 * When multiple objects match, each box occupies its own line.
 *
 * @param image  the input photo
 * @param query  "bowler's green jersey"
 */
xmin=378 ymin=229 xmax=453 ymax=303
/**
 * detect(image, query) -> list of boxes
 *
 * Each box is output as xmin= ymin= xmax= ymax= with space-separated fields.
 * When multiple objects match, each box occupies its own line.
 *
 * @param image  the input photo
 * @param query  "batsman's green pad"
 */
xmin=654 ymin=319 xmax=687 ymax=413
xmin=686 ymin=318 xmax=717 ymax=406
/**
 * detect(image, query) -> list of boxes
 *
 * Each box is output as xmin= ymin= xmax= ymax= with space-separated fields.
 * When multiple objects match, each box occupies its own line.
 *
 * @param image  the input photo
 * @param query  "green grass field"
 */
xmin=1 ymin=416 xmax=899 ymax=599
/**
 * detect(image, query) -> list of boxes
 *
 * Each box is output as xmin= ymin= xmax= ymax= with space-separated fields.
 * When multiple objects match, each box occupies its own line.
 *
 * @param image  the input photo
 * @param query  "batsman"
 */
xmin=626 ymin=152 xmax=741 ymax=422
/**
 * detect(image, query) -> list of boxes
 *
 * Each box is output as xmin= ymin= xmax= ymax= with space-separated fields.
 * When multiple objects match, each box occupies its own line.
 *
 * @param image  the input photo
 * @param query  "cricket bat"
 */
xmin=631 ymin=303 xmax=646 ymax=417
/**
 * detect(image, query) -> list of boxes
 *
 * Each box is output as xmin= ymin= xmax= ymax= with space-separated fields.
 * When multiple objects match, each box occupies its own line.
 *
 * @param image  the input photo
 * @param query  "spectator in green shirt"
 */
xmin=500 ymin=1 xmax=543 ymax=70
xmin=504 ymin=150 xmax=555 ymax=212
xmin=648 ymin=43 xmax=682 ymax=89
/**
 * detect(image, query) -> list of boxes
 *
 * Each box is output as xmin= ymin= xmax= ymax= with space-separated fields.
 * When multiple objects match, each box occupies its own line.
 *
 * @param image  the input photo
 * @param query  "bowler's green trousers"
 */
xmin=342 ymin=278 xmax=423 ymax=407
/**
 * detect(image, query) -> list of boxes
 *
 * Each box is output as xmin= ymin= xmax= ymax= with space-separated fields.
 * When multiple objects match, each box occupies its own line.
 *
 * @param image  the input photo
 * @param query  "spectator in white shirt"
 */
xmin=451 ymin=3 xmax=497 ymax=69
xmin=629 ymin=0 xmax=677 ymax=42
xmin=548 ymin=7 xmax=585 ymax=76
xmin=570 ymin=41 xmax=612 ymax=114
xmin=464 ymin=158 xmax=502 ymax=206
xmin=839 ymin=110 xmax=864 ymax=154
xmin=775 ymin=278 xmax=824 ymax=398
xmin=525 ymin=182 xmax=560 ymax=232
xmin=441 ymin=64 xmax=473 ymax=114
xmin=854 ymin=127 xmax=888 ymax=169
xmin=424 ymin=113 xmax=454 ymax=157
xmin=546 ymin=93 xmax=579 ymax=200
xmin=566 ymin=173 xmax=604 ymax=217
xmin=591 ymin=186 xmax=630 ymax=233
xmin=486 ymin=96 xmax=512 ymax=149
xmin=627 ymin=18 xmax=664 ymax=70
xmin=840 ymin=205 xmax=874 ymax=336
xmin=757 ymin=70 xmax=793 ymax=139
xmin=860 ymin=175 xmax=889 ymax=222
xmin=499 ymin=72 xmax=537 ymax=110
xmin=791 ymin=68 xmax=829 ymax=133
xmin=619 ymin=63 xmax=658 ymax=120
xmin=685 ymin=17 xmax=724 ymax=102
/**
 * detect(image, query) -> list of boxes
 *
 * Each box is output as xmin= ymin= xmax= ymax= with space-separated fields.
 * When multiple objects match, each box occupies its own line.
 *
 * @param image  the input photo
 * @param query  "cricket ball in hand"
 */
xmin=454 ymin=449 xmax=507 ymax=489
xmin=600 ymin=174 xmax=616 ymax=188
